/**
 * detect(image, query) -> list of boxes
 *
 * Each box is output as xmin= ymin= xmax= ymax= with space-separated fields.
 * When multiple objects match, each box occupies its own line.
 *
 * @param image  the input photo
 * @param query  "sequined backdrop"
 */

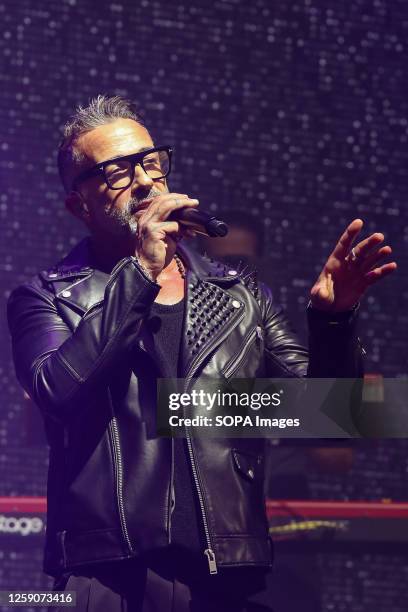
xmin=0 ymin=1 xmax=407 ymax=610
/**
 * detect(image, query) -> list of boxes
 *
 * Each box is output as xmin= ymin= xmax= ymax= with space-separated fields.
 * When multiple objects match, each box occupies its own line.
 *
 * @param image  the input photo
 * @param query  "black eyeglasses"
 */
xmin=72 ymin=145 xmax=173 ymax=191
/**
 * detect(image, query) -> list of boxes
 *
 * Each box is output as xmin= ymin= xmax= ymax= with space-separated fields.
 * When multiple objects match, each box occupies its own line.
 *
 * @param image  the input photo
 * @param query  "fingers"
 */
xmin=332 ymin=219 xmax=364 ymax=259
xmin=360 ymin=245 xmax=392 ymax=273
xmin=334 ymin=222 xmax=395 ymax=275
xmin=137 ymin=194 xmax=198 ymax=239
xmin=140 ymin=192 xmax=190 ymax=207
xmin=364 ymin=262 xmax=398 ymax=285
xmin=348 ymin=234 xmax=395 ymax=277
xmin=351 ymin=232 xmax=384 ymax=261
xmin=139 ymin=194 xmax=199 ymax=225
xmin=154 ymin=220 xmax=181 ymax=236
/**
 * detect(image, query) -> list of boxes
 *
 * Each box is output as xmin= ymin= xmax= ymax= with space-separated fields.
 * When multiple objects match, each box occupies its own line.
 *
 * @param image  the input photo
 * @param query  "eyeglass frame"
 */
xmin=71 ymin=145 xmax=173 ymax=192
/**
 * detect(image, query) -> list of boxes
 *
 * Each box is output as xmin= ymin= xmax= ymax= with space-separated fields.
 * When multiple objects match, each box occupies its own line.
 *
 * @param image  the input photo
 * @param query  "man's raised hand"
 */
xmin=310 ymin=219 xmax=397 ymax=312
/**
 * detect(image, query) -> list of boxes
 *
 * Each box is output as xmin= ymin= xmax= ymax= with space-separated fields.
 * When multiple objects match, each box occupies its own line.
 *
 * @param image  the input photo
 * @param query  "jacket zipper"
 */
xmin=185 ymin=432 xmax=218 ymax=574
xmin=166 ymin=438 xmax=175 ymax=543
xmin=182 ymin=309 xmax=246 ymax=575
xmin=222 ymin=325 xmax=263 ymax=379
xmin=108 ymin=398 xmax=132 ymax=553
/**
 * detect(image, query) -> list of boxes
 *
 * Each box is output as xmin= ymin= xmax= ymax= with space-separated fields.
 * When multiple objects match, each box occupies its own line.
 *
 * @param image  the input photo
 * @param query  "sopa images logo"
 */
xmin=0 ymin=515 xmax=44 ymax=536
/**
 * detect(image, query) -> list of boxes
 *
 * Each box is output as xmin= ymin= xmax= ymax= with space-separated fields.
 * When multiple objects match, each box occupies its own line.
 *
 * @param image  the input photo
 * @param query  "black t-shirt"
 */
xmin=146 ymin=300 xmax=204 ymax=553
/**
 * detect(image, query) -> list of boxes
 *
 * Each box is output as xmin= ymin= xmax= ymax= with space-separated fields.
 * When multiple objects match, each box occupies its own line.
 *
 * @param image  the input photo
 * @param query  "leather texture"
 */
xmin=7 ymin=238 xmax=363 ymax=577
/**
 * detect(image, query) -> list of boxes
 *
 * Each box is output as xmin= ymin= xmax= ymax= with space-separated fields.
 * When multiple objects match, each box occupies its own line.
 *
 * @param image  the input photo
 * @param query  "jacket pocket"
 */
xmin=222 ymin=325 xmax=263 ymax=379
xmin=232 ymin=448 xmax=264 ymax=482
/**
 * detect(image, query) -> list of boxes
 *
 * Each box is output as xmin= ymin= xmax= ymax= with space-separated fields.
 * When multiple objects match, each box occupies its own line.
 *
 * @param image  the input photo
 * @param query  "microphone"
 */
xmin=169 ymin=208 xmax=229 ymax=237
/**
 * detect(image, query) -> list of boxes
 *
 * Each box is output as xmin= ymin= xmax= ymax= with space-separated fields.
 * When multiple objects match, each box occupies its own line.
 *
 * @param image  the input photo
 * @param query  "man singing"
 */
xmin=7 ymin=95 xmax=396 ymax=611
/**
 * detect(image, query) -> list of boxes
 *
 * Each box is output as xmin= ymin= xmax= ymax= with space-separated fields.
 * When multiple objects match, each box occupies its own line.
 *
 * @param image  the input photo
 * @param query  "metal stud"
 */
xmin=61 ymin=290 xmax=71 ymax=298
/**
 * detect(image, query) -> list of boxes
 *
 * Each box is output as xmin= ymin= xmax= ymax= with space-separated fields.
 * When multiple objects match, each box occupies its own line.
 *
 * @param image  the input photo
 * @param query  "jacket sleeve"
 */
xmin=259 ymin=283 xmax=364 ymax=378
xmin=7 ymin=257 xmax=160 ymax=421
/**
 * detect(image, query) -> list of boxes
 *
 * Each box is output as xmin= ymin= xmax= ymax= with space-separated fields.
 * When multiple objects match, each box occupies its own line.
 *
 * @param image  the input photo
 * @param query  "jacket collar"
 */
xmin=41 ymin=236 xmax=242 ymax=281
xmin=39 ymin=237 xmax=109 ymax=313
xmin=176 ymin=241 xmax=243 ymax=282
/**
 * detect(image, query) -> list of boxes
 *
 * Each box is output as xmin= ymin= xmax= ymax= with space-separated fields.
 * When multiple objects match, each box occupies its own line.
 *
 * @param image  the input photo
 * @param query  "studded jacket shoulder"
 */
xmin=7 ymin=238 xmax=363 ymax=576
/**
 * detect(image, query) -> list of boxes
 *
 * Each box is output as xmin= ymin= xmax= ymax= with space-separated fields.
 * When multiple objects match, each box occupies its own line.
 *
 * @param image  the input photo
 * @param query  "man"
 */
xmin=7 ymin=95 xmax=396 ymax=611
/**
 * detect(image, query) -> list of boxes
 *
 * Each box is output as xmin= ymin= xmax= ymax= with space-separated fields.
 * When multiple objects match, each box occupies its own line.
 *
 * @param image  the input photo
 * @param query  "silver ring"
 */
xmin=350 ymin=247 xmax=357 ymax=262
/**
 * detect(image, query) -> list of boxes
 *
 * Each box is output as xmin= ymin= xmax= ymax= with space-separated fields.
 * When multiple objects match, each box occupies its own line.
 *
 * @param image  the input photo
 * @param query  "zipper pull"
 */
xmin=204 ymin=548 xmax=218 ymax=574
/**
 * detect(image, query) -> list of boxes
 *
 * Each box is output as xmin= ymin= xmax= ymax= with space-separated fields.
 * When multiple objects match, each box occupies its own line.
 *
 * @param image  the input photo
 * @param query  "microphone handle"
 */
xmin=170 ymin=208 xmax=229 ymax=237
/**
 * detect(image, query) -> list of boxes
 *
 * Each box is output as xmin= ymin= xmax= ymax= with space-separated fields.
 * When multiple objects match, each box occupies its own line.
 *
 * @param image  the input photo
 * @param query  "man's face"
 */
xmin=68 ymin=118 xmax=168 ymax=238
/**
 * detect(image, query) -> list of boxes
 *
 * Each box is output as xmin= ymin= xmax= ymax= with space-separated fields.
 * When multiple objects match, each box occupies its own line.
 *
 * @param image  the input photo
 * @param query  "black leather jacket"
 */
xmin=7 ymin=238 xmax=362 ymax=578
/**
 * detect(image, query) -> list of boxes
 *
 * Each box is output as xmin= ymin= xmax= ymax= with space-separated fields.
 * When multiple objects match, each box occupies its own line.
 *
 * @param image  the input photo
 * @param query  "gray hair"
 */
xmin=57 ymin=94 xmax=145 ymax=193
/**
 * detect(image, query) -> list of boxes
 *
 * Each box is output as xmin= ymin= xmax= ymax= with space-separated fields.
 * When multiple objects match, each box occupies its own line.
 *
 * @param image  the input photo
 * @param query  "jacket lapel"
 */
xmin=54 ymin=269 xmax=110 ymax=314
xmin=178 ymin=246 xmax=246 ymax=381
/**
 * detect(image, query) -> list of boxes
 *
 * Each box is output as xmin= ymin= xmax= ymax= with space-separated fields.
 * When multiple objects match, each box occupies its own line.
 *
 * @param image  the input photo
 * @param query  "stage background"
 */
xmin=0 ymin=1 xmax=407 ymax=610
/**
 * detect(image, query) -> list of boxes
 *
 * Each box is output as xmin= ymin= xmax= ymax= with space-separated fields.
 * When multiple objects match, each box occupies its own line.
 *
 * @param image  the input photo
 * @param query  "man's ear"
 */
xmin=65 ymin=191 xmax=90 ymax=223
